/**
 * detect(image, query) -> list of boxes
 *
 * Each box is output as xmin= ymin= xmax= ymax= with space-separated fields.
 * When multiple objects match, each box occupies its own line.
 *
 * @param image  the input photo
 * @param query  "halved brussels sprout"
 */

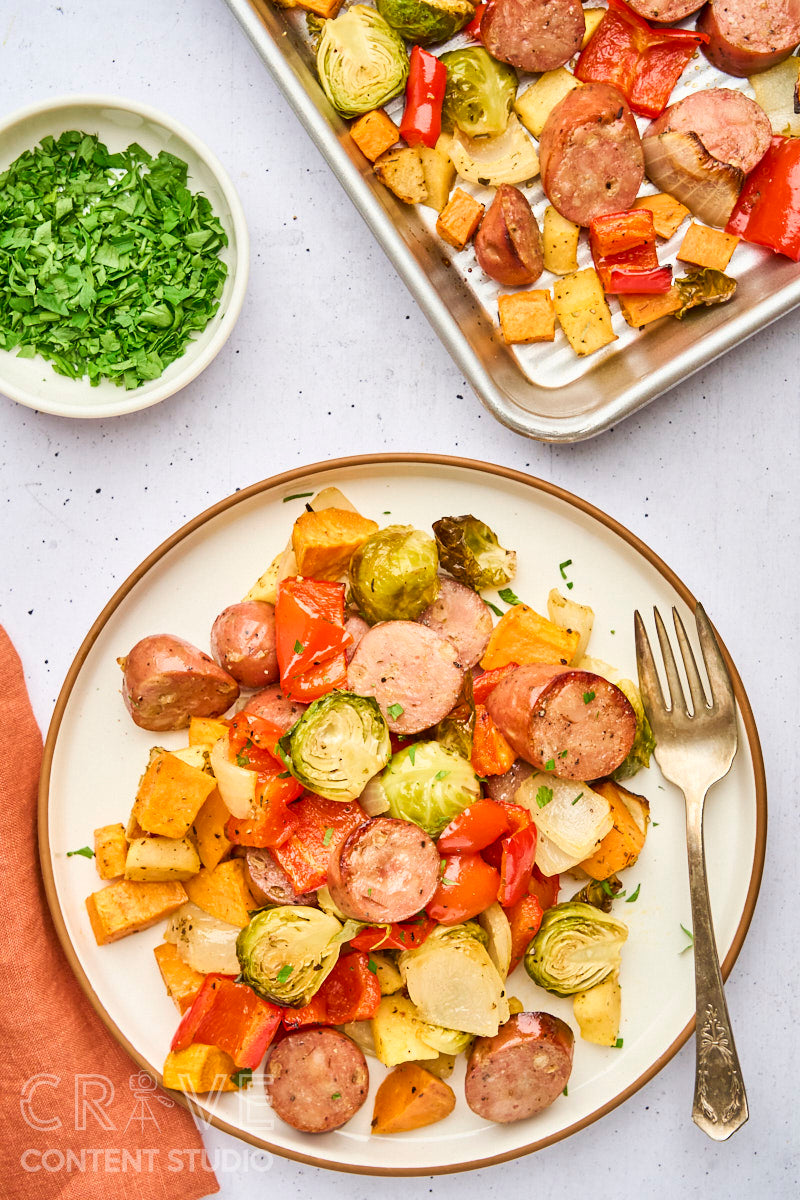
xmin=612 ymin=679 xmax=656 ymax=781
xmin=279 ymin=690 xmax=391 ymax=802
xmin=570 ymin=875 xmax=624 ymax=914
xmin=349 ymin=524 xmax=439 ymax=624
xmin=432 ymin=514 xmax=516 ymax=591
xmin=435 ymin=670 xmax=475 ymax=759
xmin=377 ymin=0 xmax=475 ymax=45
xmin=317 ymin=5 xmax=409 ymax=119
xmin=381 ymin=740 xmax=481 ymax=838
xmin=440 ymin=48 xmax=517 ymax=138
xmin=236 ymin=905 xmax=342 ymax=1006
xmin=524 ymin=901 xmax=628 ymax=997
xmin=400 ymin=922 xmax=509 ymax=1036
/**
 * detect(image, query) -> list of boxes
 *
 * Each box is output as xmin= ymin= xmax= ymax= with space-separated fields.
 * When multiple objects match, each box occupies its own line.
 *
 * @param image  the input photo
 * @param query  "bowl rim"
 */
xmin=0 ymin=92 xmax=250 ymax=420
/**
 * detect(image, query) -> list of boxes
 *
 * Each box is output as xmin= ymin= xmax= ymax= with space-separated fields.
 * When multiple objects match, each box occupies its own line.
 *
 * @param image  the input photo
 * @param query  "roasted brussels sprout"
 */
xmin=675 ymin=268 xmax=737 ymax=318
xmin=349 ymin=524 xmax=439 ymax=624
xmin=524 ymin=901 xmax=628 ymax=997
xmin=236 ymin=905 xmax=343 ymax=1006
xmin=400 ymin=922 xmax=509 ymax=1036
xmin=316 ymin=5 xmax=409 ymax=119
xmin=612 ymin=679 xmax=656 ymax=782
xmin=278 ymin=690 xmax=391 ymax=802
xmin=570 ymin=875 xmax=624 ymax=914
xmin=435 ymin=670 xmax=475 ymax=759
xmin=377 ymin=0 xmax=475 ymax=46
xmin=440 ymin=49 xmax=517 ymax=138
xmin=432 ymin=514 xmax=516 ymax=591
xmin=381 ymin=740 xmax=481 ymax=838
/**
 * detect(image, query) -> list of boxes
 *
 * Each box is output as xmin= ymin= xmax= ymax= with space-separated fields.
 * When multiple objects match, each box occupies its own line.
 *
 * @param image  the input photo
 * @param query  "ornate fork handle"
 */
xmin=685 ymin=791 xmax=748 ymax=1139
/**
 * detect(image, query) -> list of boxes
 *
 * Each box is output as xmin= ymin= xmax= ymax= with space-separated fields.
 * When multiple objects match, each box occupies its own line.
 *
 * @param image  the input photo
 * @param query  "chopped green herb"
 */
xmin=283 ymin=492 xmax=314 ymax=502
xmin=610 ymin=629 xmax=616 ymax=635
xmin=439 ymin=860 xmax=447 ymax=875
xmin=571 ymin=791 xmax=584 ymax=806
xmin=535 ymin=785 xmax=553 ymax=809
xmin=323 ymin=827 xmax=333 ymax=847
xmin=544 ymin=758 xmax=555 ymax=771
xmin=600 ymin=879 xmax=623 ymax=899
xmin=566 ymin=582 xmax=574 ymax=590
xmin=0 ymin=131 xmax=228 ymax=388
xmin=559 ymin=559 xmax=572 ymax=578
xmin=434 ymin=769 xmax=450 ymax=781
xmin=66 ymin=846 xmax=94 ymax=859
xmin=498 ymin=587 xmax=522 ymax=606
xmin=276 ymin=964 xmax=294 ymax=983
xmin=235 ymin=752 xmax=250 ymax=767
xmin=387 ymin=702 xmax=404 ymax=720
xmin=231 ymin=1068 xmax=253 ymax=1088
xmin=559 ymin=749 xmax=568 ymax=758
xmin=583 ymin=691 xmax=596 ymax=704
xmin=614 ymin=1038 xmax=624 ymax=1048
xmin=366 ymin=958 xmax=378 ymax=975
xmin=626 ymin=883 xmax=641 ymax=903
xmin=652 ymin=821 xmax=660 ymax=827
xmin=382 ymin=511 xmax=391 ymax=515
xmin=367 ymin=887 xmax=373 ymax=896
xmin=331 ymin=1091 xmax=342 ymax=1100
xmin=485 ymin=599 xmax=505 ymax=617
xmin=562 ymin=1085 xmax=568 ymax=1096
xmin=278 ymin=771 xmax=291 ymax=779
xmin=680 ymin=924 xmax=694 ymax=954
xmin=442 ymin=878 xmax=456 ymax=886
xmin=408 ymin=744 xmax=416 ymax=765
xmin=293 ymin=640 xmax=305 ymax=654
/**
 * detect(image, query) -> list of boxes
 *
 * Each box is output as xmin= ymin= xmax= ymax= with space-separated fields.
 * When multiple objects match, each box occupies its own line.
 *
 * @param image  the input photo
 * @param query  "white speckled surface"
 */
xmin=0 ymin=0 xmax=798 ymax=1195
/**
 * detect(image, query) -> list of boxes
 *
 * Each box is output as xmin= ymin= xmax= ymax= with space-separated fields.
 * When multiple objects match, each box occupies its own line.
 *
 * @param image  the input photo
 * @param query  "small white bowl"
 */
xmin=0 ymin=95 xmax=249 ymax=418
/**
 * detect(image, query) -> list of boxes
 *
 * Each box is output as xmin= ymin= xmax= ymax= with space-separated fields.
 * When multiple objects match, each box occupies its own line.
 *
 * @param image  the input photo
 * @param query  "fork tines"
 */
xmin=634 ymin=603 xmax=736 ymax=720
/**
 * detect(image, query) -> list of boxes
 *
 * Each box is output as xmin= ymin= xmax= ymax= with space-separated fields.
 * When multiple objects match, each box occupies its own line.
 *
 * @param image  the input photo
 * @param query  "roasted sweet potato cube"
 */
xmin=350 ymin=109 xmax=399 ymax=163
xmin=481 ymin=604 xmax=580 ymax=670
xmin=633 ymin=192 xmax=689 ymax=240
xmin=580 ymin=779 xmax=649 ymax=879
xmin=188 ymin=717 xmax=229 ymax=747
xmin=498 ymin=290 xmax=556 ymax=344
xmin=619 ymin=286 xmax=683 ymax=329
xmin=192 ymin=788 xmax=234 ymax=872
xmin=292 ymin=507 xmax=379 ymax=580
xmin=162 ymin=1044 xmax=240 ymax=1093
xmin=94 ymin=823 xmax=128 ymax=880
xmin=86 ymin=880 xmax=187 ymax=945
xmin=153 ymin=942 xmax=206 ymax=1013
xmin=677 ymin=223 xmax=739 ymax=272
xmin=183 ymin=859 xmax=256 ymax=927
xmin=134 ymin=748 xmax=216 ymax=839
xmin=436 ymin=188 xmax=485 ymax=250
xmin=372 ymin=1063 xmax=456 ymax=1134
xmin=296 ymin=0 xmax=344 ymax=16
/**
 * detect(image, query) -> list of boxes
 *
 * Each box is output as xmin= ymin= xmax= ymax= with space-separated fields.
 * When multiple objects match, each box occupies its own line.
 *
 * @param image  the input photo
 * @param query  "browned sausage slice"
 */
xmin=242 ymin=683 xmax=307 ymax=729
xmin=627 ymin=0 xmax=705 ymax=21
xmin=539 ymin=83 xmax=645 ymax=226
xmin=265 ymin=1028 xmax=369 ymax=1133
xmin=348 ymin=621 xmax=465 ymax=734
xmin=243 ymin=848 xmax=317 ymax=907
xmin=486 ymin=665 xmax=636 ymax=780
xmin=483 ymin=0 xmax=585 ymax=73
xmin=465 ymin=1012 xmax=574 ymax=1122
xmin=120 ymin=634 xmax=239 ymax=731
xmin=474 ymin=184 xmax=544 ymax=287
xmin=646 ymin=88 xmax=771 ymax=174
xmin=345 ymin=611 xmax=370 ymax=663
xmin=210 ymin=600 xmax=278 ymax=689
xmin=418 ymin=577 xmax=494 ymax=669
xmin=698 ymin=0 xmax=800 ymax=77
xmin=327 ymin=817 xmax=440 ymax=923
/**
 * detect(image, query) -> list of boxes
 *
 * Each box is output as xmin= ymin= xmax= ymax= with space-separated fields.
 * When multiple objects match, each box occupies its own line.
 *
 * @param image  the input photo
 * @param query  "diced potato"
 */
xmin=374 ymin=147 xmax=427 ymax=205
xmin=162 ymin=1044 xmax=240 ymax=1093
xmin=573 ymin=974 xmax=621 ymax=1046
xmin=134 ymin=748 xmax=216 ymax=839
xmin=481 ymin=603 xmax=581 ymax=670
xmin=188 ymin=717 xmax=229 ymax=747
xmin=292 ymin=507 xmax=379 ymax=580
xmin=633 ymin=192 xmax=690 ymax=240
xmin=86 ymin=880 xmax=187 ymax=945
xmin=93 ymin=823 xmax=128 ymax=880
xmin=677 ymin=223 xmax=740 ymax=272
xmin=125 ymin=836 xmax=201 ymax=882
xmin=370 ymin=951 xmax=404 ymax=995
xmin=371 ymin=1063 xmax=456 ymax=1134
xmin=618 ymin=286 xmax=683 ymax=329
xmin=350 ymin=109 xmax=399 ymax=163
xmin=579 ymin=779 xmax=649 ymax=879
xmin=184 ymin=859 xmax=256 ymax=928
xmin=546 ymin=588 xmax=594 ymax=661
xmin=244 ymin=551 xmax=283 ymax=605
xmin=498 ymin=290 xmax=555 ymax=344
xmin=192 ymin=788 xmax=234 ymax=872
xmin=295 ymin=0 xmax=343 ymax=16
xmin=436 ymin=187 xmax=485 ymax=251
xmin=582 ymin=7 xmax=605 ymax=46
xmin=418 ymin=145 xmax=456 ymax=212
xmin=543 ymin=205 xmax=580 ymax=275
xmin=507 ymin=995 xmax=524 ymax=1016
xmin=553 ymin=268 xmax=617 ymax=356
xmin=372 ymin=995 xmax=439 ymax=1067
xmin=515 ymin=69 xmax=581 ymax=140
xmin=153 ymin=942 xmax=206 ymax=1013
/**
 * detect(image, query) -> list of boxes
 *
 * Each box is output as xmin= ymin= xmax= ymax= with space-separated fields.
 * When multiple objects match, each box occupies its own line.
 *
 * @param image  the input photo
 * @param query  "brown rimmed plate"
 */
xmin=39 ymin=454 xmax=766 ymax=1173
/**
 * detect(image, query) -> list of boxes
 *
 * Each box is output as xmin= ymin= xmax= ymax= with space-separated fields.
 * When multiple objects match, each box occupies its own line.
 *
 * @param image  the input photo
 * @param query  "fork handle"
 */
xmin=685 ymin=795 xmax=748 ymax=1140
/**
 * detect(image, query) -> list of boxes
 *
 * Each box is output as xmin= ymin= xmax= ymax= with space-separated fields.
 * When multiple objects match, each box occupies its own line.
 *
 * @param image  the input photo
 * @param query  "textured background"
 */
xmin=1 ymin=0 xmax=797 ymax=1194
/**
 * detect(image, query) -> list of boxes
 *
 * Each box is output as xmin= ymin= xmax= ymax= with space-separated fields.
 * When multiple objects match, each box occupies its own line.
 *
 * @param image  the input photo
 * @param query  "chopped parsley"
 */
xmin=276 ymin=964 xmax=294 ymax=983
xmin=559 ymin=559 xmax=572 ymax=578
xmin=235 ymin=752 xmax=250 ymax=767
xmin=283 ymin=492 xmax=314 ymax=502
xmin=293 ymin=640 xmax=305 ymax=654
xmin=66 ymin=846 xmax=94 ymax=859
xmin=600 ymin=879 xmax=621 ymax=898
xmin=387 ymin=702 xmax=404 ymax=720
xmin=679 ymin=924 xmax=694 ymax=954
xmin=626 ymin=883 xmax=641 ymax=903
xmin=230 ymin=1068 xmax=253 ymax=1088
xmin=331 ymin=1091 xmax=342 ymax=1100
xmin=366 ymin=958 xmax=378 ymax=975
xmin=278 ymin=771 xmax=291 ymax=779
xmin=408 ymin=744 xmax=416 ymax=765
xmin=535 ymin=785 xmax=553 ymax=809
xmin=583 ymin=691 xmax=596 ymax=704
xmin=571 ymin=791 xmax=584 ymax=806
xmin=434 ymin=769 xmax=450 ymax=781
xmin=544 ymin=758 xmax=555 ymax=771
xmin=498 ymin=587 xmax=522 ymax=606
xmin=562 ymin=1085 xmax=568 ymax=1096
xmin=323 ymin=827 xmax=333 ymax=847
xmin=485 ymin=600 xmax=504 ymax=618
xmin=559 ymin=749 xmax=568 ymax=758
xmin=614 ymin=1038 xmax=624 ymax=1049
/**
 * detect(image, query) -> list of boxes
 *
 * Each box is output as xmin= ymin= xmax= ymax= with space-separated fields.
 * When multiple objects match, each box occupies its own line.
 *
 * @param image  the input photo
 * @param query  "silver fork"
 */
xmin=634 ymin=603 xmax=748 ymax=1140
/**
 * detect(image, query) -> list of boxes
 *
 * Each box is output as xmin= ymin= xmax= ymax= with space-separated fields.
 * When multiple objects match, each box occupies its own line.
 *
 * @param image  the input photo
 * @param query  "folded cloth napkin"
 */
xmin=0 ymin=627 xmax=219 ymax=1200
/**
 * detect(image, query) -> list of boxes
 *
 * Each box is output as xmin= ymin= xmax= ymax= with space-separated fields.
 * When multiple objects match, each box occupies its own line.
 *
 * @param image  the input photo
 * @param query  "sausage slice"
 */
xmin=483 ymin=0 xmax=585 ymax=74
xmin=210 ymin=600 xmax=278 ymax=689
xmin=646 ymin=88 xmax=771 ymax=174
xmin=627 ymin=0 xmax=705 ymax=20
xmin=243 ymin=848 xmax=317 ymax=907
xmin=265 ymin=1028 xmax=369 ymax=1133
xmin=327 ymin=817 xmax=440 ymax=923
xmin=120 ymin=634 xmax=239 ymax=731
xmin=698 ymin=0 xmax=800 ymax=77
xmin=242 ymin=682 xmax=307 ymax=729
xmin=465 ymin=1012 xmax=574 ymax=1123
xmin=418 ymin=577 xmax=494 ymax=669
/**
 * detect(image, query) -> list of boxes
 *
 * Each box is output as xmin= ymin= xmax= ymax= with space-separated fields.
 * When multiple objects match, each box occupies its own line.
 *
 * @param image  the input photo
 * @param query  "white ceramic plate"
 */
xmin=0 ymin=95 xmax=249 ymax=418
xmin=40 ymin=455 xmax=766 ymax=1174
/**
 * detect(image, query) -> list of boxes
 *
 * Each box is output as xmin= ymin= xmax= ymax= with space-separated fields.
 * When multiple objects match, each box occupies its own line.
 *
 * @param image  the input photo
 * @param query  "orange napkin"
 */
xmin=0 ymin=627 xmax=219 ymax=1199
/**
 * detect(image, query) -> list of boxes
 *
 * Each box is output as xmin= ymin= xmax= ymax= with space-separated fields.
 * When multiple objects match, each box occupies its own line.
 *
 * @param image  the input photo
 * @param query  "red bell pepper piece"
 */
xmin=275 ymin=577 xmax=348 ymax=702
xmin=225 ymin=770 xmax=303 ymax=847
xmin=727 ymin=136 xmax=800 ymax=262
xmin=496 ymin=823 xmax=537 ymax=907
xmin=349 ymin=915 xmax=436 ymax=951
xmin=590 ymin=208 xmax=655 ymax=258
xmin=608 ymin=266 xmax=672 ymax=293
xmin=471 ymin=704 xmax=517 ymax=777
xmin=575 ymin=0 xmax=708 ymax=118
xmin=529 ymin=864 xmax=560 ymax=912
xmin=437 ymin=799 xmax=511 ymax=854
xmin=472 ymin=663 xmax=518 ymax=704
xmin=171 ymin=975 xmax=282 ymax=1068
xmin=271 ymin=793 xmax=366 ymax=893
xmin=504 ymin=893 xmax=544 ymax=973
xmin=282 ymin=952 xmax=382 ymax=1029
xmin=427 ymin=853 xmax=501 ymax=924
xmin=590 ymin=208 xmax=671 ymax=293
xmin=228 ymin=711 xmax=285 ymax=767
xmin=464 ymin=1 xmax=486 ymax=39
xmin=399 ymin=46 xmax=447 ymax=149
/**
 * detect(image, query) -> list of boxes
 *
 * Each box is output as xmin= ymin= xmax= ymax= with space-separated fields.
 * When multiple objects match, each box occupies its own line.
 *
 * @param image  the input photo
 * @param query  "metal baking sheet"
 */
xmin=224 ymin=0 xmax=800 ymax=441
